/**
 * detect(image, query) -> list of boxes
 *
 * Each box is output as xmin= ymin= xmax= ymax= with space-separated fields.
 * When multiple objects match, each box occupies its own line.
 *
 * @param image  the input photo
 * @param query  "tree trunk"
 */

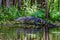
xmin=44 ymin=27 xmax=49 ymax=40
xmin=9 ymin=0 xmax=13 ymax=6
xmin=13 ymin=0 xmax=16 ymax=6
xmin=0 ymin=0 xmax=2 ymax=6
xmin=45 ymin=0 xmax=49 ymax=18
xmin=31 ymin=0 xmax=35 ymax=6
xmin=18 ymin=0 xmax=21 ymax=9
xmin=6 ymin=0 xmax=10 ymax=7
xmin=45 ymin=0 xmax=50 ymax=40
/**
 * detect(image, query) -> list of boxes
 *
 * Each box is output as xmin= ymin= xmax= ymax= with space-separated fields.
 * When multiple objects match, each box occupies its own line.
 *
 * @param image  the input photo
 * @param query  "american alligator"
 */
xmin=15 ymin=16 xmax=60 ymax=28
xmin=0 ymin=16 xmax=60 ymax=28
xmin=15 ymin=16 xmax=60 ymax=39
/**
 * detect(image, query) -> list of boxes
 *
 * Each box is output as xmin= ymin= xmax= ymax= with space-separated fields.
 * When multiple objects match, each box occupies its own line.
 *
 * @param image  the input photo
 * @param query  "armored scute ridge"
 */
xmin=15 ymin=16 xmax=46 ymax=24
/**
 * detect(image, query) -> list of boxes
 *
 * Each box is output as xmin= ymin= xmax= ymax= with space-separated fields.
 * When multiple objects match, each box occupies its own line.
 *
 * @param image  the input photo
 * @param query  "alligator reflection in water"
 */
xmin=16 ymin=28 xmax=43 ymax=40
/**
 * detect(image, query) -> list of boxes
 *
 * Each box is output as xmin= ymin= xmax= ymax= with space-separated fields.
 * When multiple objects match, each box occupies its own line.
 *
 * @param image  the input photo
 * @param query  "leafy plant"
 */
xmin=48 ymin=0 xmax=60 ymax=21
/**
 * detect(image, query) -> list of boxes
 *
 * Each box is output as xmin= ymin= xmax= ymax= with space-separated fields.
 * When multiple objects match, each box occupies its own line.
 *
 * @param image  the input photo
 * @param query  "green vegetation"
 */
xmin=0 ymin=0 xmax=60 ymax=22
xmin=49 ymin=0 xmax=60 ymax=21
